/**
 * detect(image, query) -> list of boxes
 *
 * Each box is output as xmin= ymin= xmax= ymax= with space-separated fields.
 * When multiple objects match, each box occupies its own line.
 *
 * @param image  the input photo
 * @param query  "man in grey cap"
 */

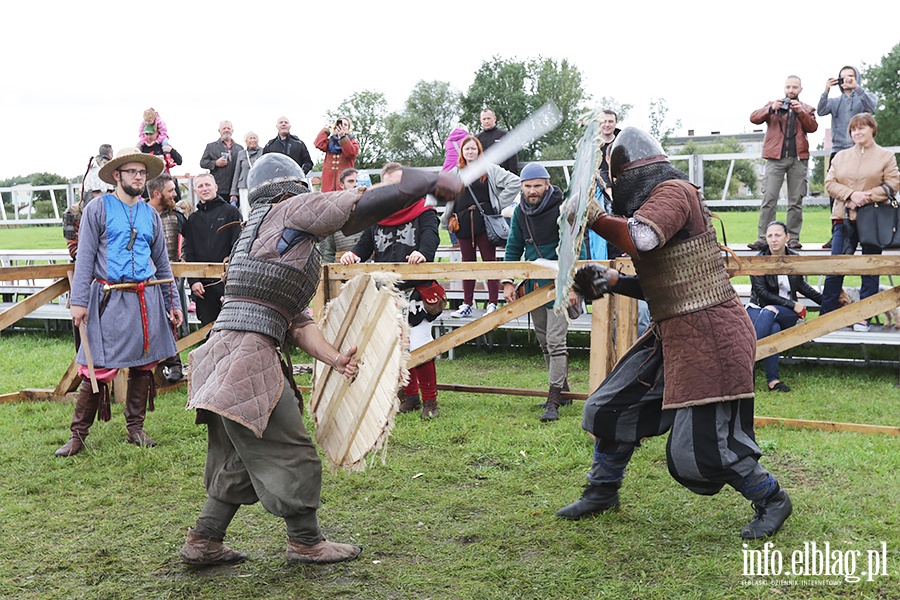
xmin=502 ymin=163 xmax=582 ymax=422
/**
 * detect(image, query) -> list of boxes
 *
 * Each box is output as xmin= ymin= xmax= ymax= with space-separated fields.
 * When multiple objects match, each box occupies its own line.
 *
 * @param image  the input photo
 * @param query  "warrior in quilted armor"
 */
xmin=181 ymin=153 xmax=462 ymax=566
xmin=556 ymin=128 xmax=792 ymax=540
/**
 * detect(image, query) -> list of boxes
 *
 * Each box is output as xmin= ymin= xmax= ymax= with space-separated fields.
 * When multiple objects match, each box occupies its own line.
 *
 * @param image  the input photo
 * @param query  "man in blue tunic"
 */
xmin=55 ymin=149 xmax=184 ymax=457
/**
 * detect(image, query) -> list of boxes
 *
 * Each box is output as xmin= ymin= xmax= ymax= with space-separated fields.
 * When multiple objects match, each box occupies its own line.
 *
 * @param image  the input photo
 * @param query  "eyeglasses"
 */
xmin=118 ymin=168 xmax=148 ymax=178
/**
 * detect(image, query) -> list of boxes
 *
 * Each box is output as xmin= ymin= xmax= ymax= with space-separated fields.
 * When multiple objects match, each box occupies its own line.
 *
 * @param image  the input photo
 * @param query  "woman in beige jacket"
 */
xmin=821 ymin=114 xmax=900 ymax=327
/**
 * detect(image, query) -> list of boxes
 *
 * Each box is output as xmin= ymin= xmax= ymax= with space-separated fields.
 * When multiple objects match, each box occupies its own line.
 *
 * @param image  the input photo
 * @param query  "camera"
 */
xmin=836 ymin=77 xmax=844 ymax=86
xmin=779 ymin=98 xmax=791 ymax=111
xmin=334 ymin=119 xmax=345 ymax=128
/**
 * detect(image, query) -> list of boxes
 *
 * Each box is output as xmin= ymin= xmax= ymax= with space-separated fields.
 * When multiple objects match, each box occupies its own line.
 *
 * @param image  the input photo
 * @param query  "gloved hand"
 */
xmin=573 ymin=264 xmax=613 ymax=301
xmin=433 ymin=170 xmax=463 ymax=203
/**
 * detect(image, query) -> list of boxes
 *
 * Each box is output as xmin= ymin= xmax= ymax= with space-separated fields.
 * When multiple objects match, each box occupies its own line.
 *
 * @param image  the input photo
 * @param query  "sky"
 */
xmin=2 ymin=1 xmax=898 ymax=180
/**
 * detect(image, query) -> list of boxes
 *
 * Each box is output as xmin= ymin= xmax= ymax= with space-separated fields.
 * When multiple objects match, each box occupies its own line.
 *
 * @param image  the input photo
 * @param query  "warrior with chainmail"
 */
xmin=556 ymin=128 xmax=792 ymax=540
xmin=181 ymin=153 xmax=461 ymax=566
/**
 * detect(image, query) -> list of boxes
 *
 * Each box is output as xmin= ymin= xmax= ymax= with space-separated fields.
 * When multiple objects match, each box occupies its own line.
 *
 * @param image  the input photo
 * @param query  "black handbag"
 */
xmin=467 ymin=186 xmax=509 ymax=247
xmin=854 ymin=183 xmax=900 ymax=249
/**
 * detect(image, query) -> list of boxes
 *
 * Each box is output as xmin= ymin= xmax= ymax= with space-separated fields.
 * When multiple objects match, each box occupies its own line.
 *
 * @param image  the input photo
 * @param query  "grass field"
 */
xmin=0 ymin=331 xmax=897 ymax=599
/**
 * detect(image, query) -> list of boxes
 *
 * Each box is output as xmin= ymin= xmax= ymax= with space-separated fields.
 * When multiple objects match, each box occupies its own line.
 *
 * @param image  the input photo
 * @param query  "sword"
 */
xmin=67 ymin=270 xmax=99 ymax=393
xmin=102 ymin=278 xmax=174 ymax=292
xmin=459 ymin=102 xmax=563 ymax=186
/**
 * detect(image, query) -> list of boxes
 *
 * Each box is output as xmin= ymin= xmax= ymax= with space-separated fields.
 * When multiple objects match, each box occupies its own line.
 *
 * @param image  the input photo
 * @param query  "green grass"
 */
xmin=0 ymin=224 xmax=67 ymax=250
xmin=0 ymin=332 xmax=897 ymax=599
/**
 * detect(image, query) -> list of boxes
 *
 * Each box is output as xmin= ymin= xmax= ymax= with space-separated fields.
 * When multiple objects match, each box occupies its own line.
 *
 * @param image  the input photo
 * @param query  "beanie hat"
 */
xmin=520 ymin=163 xmax=550 ymax=181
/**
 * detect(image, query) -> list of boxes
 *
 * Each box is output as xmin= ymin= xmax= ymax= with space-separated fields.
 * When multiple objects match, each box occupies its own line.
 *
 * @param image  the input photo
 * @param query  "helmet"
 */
xmin=247 ymin=153 xmax=309 ymax=205
xmin=608 ymin=127 xmax=668 ymax=180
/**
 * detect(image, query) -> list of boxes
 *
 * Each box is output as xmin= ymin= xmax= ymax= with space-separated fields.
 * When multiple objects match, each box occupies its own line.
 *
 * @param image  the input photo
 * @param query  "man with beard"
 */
xmin=200 ymin=120 xmax=243 ymax=205
xmin=146 ymin=173 xmax=188 ymax=382
xmin=55 ymin=149 xmax=183 ymax=456
xmin=556 ymin=128 xmax=792 ymax=541
xmin=502 ymin=163 xmax=582 ymax=422
xmin=748 ymin=76 xmax=817 ymax=250
xmin=181 ymin=153 xmax=462 ymax=566
xmin=182 ymin=173 xmax=242 ymax=326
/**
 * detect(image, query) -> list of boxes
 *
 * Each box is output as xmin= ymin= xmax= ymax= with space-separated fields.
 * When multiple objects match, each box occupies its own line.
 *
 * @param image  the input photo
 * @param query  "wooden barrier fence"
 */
xmin=1 ymin=257 xmax=899 ymax=435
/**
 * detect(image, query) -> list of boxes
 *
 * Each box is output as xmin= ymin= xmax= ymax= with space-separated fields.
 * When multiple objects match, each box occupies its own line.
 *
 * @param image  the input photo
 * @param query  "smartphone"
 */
xmin=836 ymin=77 xmax=844 ymax=85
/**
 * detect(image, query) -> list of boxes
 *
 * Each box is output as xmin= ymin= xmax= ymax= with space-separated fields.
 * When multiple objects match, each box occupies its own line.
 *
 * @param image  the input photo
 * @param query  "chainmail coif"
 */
xmin=611 ymin=162 xmax=690 ymax=217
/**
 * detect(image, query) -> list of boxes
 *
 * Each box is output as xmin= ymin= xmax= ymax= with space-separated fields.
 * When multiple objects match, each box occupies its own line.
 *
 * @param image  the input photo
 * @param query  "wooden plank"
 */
xmin=408 ymin=284 xmax=556 ymax=368
xmin=53 ymin=358 xmax=82 ymax=396
xmin=170 ymin=262 xmax=227 ymax=278
xmin=328 ymin=261 xmax=560 ymax=281
xmin=0 ymin=278 xmax=69 ymax=331
xmin=19 ymin=388 xmax=59 ymax=402
xmin=755 ymin=416 xmax=899 ymax=436
xmin=590 ymin=297 xmax=614 ymax=389
xmin=435 ymin=382 xmax=588 ymax=400
xmin=756 ymin=286 xmax=900 ymax=360
xmin=726 ymin=254 xmax=900 ymax=277
xmin=177 ymin=322 xmax=214 ymax=352
xmin=0 ymin=392 xmax=21 ymax=404
xmin=0 ymin=264 xmax=72 ymax=280
xmin=612 ymin=258 xmax=639 ymax=362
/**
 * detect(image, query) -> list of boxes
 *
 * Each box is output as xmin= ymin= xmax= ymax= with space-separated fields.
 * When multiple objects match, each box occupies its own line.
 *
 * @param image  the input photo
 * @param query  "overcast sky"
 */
xmin=2 ymin=1 xmax=897 ymax=180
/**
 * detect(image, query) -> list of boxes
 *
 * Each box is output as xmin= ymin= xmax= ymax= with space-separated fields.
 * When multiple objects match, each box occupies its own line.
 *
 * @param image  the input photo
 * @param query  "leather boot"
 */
xmin=421 ymin=399 xmax=439 ymax=419
xmin=180 ymin=528 xmax=247 ymax=565
xmin=124 ymin=370 xmax=157 ymax=447
xmin=536 ymin=379 xmax=572 ymax=408
xmin=556 ymin=484 xmax=621 ymax=520
xmin=55 ymin=380 xmax=103 ymax=457
xmin=540 ymin=386 xmax=563 ymax=422
xmin=740 ymin=487 xmax=793 ymax=539
xmin=286 ymin=537 xmax=362 ymax=565
xmin=398 ymin=393 xmax=421 ymax=413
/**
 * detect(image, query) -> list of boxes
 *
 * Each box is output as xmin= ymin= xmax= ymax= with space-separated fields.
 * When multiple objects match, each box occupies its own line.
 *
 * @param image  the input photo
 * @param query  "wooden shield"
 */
xmin=311 ymin=273 xmax=408 ymax=472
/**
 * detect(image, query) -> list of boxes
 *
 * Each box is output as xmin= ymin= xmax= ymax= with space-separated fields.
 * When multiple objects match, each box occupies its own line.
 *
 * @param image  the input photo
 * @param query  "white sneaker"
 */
xmin=852 ymin=322 xmax=870 ymax=332
xmin=451 ymin=304 xmax=472 ymax=318
xmin=485 ymin=303 xmax=498 ymax=315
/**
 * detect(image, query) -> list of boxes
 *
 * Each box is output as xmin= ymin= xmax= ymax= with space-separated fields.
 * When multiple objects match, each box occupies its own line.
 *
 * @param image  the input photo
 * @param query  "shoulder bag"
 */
xmin=855 ymin=183 xmax=900 ymax=249
xmin=467 ymin=185 xmax=509 ymax=247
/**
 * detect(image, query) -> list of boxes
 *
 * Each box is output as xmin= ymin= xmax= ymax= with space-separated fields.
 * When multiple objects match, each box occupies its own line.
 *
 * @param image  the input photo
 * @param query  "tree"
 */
xmin=324 ymin=90 xmax=390 ymax=170
xmin=461 ymin=56 xmax=530 ymax=133
xmin=462 ymin=56 xmax=592 ymax=161
xmin=647 ymin=98 xmax=681 ymax=151
xmin=596 ymin=97 xmax=632 ymax=123
xmin=677 ymin=138 xmax=758 ymax=199
xmin=385 ymin=80 xmax=462 ymax=167
xmin=862 ymin=42 xmax=900 ymax=146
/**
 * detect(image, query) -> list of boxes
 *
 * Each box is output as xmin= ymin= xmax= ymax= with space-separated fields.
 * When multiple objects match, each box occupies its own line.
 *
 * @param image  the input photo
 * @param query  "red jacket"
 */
xmin=749 ymin=100 xmax=818 ymax=160
xmin=314 ymin=129 xmax=360 ymax=192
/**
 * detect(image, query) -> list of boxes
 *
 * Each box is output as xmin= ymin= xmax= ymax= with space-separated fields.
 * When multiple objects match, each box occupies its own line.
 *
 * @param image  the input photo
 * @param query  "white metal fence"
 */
xmin=3 ymin=147 xmax=899 ymax=226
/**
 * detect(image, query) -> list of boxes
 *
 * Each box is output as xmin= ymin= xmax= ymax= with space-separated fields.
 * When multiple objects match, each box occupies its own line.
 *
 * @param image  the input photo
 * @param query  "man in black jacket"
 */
xmin=263 ymin=116 xmax=314 ymax=175
xmin=182 ymin=173 xmax=242 ymax=325
xmin=476 ymin=108 xmax=518 ymax=175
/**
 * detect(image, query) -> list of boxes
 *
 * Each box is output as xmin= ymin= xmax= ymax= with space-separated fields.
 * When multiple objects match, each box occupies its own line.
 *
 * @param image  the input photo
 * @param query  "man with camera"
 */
xmin=749 ymin=76 xmax=818 ymax=250
xmin=314 ymin=117 xmax=359 ymax=192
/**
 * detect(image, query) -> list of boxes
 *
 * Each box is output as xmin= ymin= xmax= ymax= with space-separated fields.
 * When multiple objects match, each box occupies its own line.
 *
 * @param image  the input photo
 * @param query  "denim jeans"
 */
xmin=820 ymin=220 xmax=882 ymax=317
xmin=747 ymin=304 xmax=799 ymax=383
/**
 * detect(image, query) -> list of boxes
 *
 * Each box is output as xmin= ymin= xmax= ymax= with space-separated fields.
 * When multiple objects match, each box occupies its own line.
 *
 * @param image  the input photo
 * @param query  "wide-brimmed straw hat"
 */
xmin=98 ymin=148 xmax=165 ymax=185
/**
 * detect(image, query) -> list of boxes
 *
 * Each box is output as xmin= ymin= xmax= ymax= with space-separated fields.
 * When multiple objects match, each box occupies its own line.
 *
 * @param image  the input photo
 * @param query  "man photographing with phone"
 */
xmin=817 ymin=65 xmax=877 ymax=249
xmin=315 ymin=116 xmax=359 ymax=192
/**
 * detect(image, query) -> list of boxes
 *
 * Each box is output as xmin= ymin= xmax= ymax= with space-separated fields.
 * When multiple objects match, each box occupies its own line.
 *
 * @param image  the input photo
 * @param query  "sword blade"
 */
xmin=460 ymin=102 xmax=563 ymax=186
